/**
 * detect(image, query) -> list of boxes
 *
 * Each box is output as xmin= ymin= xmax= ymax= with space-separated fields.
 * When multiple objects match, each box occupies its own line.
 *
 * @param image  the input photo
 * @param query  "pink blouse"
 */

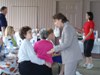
xmin=34 ymin=40 xmax=53 ymax=64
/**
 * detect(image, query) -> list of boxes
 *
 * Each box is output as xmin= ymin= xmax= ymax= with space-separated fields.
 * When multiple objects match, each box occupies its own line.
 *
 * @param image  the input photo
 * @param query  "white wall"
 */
xmin=0 ymin=0 xmax=54 ymax=31
xmin=83 ymin=0 xmax=100 ymax=37
xmin=0 ymin=0 xmax=100 ymax=37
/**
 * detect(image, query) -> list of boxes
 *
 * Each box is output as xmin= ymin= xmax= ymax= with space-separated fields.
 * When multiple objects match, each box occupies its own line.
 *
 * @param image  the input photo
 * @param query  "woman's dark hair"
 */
xmin=47 ymin=28 xmax=53 ymax=37
xmin=0 ymin=6 xmax=7 ymax=11
xmin=87 ymin=12 xmax=94 ymax=20
xmin=19 ymin=26 xmax=31 ymax=39
xmin=53 ymin=13 xmax=68 ymax=23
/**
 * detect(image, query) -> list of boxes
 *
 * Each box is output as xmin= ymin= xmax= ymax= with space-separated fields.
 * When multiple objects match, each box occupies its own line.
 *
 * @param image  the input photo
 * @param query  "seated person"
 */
xmin=34 ymin=29 xmax=53 ymax=67
xmin=47 ymin=28 xmax=64 ymax=75
xmin=3 ymin=26 xmax=17 ymax=48
xmin=47 ymin=28 xmax=62 ymax=62
xmin=18 ymin=26 xmax=52 ymax=75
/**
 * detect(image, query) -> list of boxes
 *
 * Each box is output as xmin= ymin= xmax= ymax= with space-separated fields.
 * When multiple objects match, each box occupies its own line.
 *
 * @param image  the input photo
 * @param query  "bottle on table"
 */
xmin=4 ymin=45 xmax=9 ymax=55
xmin=8 ymin=40 xmax=14 ymax=52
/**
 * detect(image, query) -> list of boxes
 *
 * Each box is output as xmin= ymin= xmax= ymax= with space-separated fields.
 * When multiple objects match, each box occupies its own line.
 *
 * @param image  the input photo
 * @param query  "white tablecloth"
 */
xmin=79 ymin=39 xmax=100 ymax=54
xmin=0 ymin=53 xmax=18 ymax=74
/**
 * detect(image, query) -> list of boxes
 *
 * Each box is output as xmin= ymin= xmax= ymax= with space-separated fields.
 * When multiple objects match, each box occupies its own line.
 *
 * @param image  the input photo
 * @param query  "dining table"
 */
xmin=0 ymin=47 xmax=19 ymax=75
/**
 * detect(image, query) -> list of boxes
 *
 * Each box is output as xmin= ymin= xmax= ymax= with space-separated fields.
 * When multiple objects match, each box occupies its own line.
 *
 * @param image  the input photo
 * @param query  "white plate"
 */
xmin=13 ymin=47 xmax=18 ymax=50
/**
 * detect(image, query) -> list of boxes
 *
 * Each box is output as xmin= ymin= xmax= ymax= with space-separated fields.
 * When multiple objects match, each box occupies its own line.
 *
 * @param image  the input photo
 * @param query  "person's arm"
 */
xmin=74 ymin=26 xmax=83 ymax=33
xmin=1 ymin=27 xmax=5 ymax=34
xmin=34 ymin=42 xmax=38 ymax=53
xmin=0 ymin=16 xmax=6 ymax=34
xmin=82 ymin=28 xmax=93 ymax=42
xmin=3 ymin=37 xmax=7 ymax=46
xmin=82 ymin=22 xmax=94 ymax=42
xmin=54 ymin=26 xmax=74 ymax=52
xmin=26 ymin=43 xmax=45 ymax=65
xmin=47 ymin=26 xmax=74 ymax=54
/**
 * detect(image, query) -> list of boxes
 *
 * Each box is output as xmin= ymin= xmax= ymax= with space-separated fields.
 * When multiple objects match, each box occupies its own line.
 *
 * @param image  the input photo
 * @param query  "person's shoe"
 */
xmin=86 ymin=64 xmax=94 ymax=69
xmin=76 ymin=71 xmax=82 ymax=75
xmin=82 ymin=64 xmax=87 ymax=67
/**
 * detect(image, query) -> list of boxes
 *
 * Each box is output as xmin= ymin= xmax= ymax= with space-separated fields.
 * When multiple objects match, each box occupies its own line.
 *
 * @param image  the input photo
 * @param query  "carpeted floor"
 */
xmin=52 ymin=58 xmax=100 ymax=75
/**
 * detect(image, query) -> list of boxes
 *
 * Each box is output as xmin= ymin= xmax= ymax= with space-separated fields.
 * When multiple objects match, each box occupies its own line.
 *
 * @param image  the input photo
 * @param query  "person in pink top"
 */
xmin=34 ymin=29 xmax=53 ymax=67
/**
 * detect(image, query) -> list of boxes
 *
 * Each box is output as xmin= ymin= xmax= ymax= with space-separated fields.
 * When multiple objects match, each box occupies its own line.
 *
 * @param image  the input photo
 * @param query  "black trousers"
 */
xmin=84 ymin=39 xmax=94 ymax=57
xmin=18 ymin=61 xmax=52 ymax=75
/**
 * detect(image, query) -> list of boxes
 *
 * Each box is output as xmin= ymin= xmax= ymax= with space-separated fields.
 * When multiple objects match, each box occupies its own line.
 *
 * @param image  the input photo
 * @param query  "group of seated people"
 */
xmin=0 ymin=25 xmax=83 ymax=75
xmin=18 ymin=26 xmax=65 ymax=75
xmin=0 ymin=26 xmax=18 ymax=75
xmin=0 ymin=26 xmax=17 ymax=52
xmin=0 ymin=26 xmax=64 ymax=75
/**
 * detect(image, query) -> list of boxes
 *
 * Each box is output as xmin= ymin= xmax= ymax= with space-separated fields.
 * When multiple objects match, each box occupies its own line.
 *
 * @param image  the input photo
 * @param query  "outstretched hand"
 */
xmin=47 ymin=49 xmax=55 ymax=54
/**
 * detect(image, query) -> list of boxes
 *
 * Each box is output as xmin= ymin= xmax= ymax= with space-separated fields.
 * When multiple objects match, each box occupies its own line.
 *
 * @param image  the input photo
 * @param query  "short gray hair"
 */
xmin=39 ymin=28 xmax=48 ymax=39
